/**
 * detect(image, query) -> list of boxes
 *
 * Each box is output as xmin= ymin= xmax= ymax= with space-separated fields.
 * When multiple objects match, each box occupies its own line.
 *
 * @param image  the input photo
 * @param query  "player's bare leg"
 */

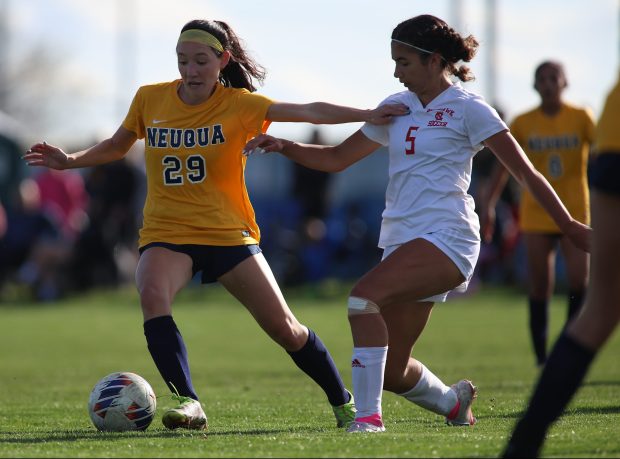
xmin=136 ymin=247 xmax=207 ymax=430
xmin=346 ymin=238 xmax=470 ymax=432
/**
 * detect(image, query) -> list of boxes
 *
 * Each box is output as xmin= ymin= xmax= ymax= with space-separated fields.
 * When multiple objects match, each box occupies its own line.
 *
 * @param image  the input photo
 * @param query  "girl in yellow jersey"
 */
xmin=481 ymin=61 xmax=595 ymax=366
xmin=504 ymin=74 xmax=620 ymax=458
xmin=23 ymin=18 xmax=408 ymax=431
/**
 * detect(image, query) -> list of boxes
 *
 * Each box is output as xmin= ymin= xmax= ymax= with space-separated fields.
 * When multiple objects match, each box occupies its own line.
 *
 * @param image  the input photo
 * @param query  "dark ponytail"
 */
xmin=180 ymin=19 xmax=266 ymax=92
xmin=392 ymin=14 xmax=479 ymax=82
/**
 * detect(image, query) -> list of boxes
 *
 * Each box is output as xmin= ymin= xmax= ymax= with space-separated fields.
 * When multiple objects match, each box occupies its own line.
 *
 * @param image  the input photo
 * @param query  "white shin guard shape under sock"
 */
xmin=398 ymin=362 xmax=457 ymax=415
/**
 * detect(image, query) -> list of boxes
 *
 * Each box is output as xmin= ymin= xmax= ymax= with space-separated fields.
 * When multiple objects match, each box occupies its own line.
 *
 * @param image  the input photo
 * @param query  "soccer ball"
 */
xmin=88 ymin=371 xmax=157 ymax=431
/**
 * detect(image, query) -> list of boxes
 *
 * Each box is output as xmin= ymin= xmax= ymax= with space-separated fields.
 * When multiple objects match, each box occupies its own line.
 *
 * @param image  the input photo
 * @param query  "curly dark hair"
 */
xmin=391 ymin=14 xmax=479 ymax=82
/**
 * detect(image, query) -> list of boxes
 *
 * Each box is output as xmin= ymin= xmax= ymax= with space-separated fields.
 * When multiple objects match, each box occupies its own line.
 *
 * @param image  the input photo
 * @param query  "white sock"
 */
xmin=351 ymin=346 xmax=388 ymax=419
xmin=398 ymin=363 xmax=457 ymax=415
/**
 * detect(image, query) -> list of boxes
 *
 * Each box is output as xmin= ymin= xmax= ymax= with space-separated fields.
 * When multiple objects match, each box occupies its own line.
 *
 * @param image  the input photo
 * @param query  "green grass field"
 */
xmin=0 ymin=283 xmax=618 ymax=458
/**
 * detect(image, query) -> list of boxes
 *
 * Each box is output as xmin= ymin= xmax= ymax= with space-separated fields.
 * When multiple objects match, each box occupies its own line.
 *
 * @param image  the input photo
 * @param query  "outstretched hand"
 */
xmin=565 ymin=220 xmax=592 ymax=253
xmin=366 ymin=103 xmax=410 ymax=125
xmin=478 ymin=206 xmax=496 ymax=244
xmin=243 ymin=134 xmax=286 ymax=157
xmin=22 ymin=142 xmax=70 ymax=169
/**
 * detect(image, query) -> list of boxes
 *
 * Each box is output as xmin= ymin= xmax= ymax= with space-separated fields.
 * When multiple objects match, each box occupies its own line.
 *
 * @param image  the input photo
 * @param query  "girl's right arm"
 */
xmin=244 ymin=129 xmax=382 ymax=172
xmin=23 ymin=126 xmax=138 ymax=170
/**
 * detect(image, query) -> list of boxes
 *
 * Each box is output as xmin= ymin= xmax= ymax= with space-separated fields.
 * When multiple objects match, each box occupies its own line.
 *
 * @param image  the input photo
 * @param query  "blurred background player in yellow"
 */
xmin=22 ymin=19 xmax=408 ymax=431
xmin=503 ymin=72 xmax=620 ymax=458
xmin=481 ymin=61 xmax=595 ymax=366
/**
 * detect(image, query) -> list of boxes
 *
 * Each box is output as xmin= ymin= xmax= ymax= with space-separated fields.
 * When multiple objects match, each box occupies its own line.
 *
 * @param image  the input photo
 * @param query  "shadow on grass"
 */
xmin=0 ymin=426 xmax=308 ymax=444
xmin=582 ymin=379 xmax=620 ymax=388
xmin=566 ymin=405 xmax=620 ymax=416
xmin=474 ymin=404 xmax=620 ymax=423
xmin=0 ymin=429 xmax=197 ymax=443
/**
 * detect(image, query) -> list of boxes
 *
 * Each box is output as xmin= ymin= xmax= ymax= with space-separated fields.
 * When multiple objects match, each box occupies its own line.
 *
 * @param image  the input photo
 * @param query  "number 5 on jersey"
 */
xmin=405 ymin=126 xmax=419 ymax=155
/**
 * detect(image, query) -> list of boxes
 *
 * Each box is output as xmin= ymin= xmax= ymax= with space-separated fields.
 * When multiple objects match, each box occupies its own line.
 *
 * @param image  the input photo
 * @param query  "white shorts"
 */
xmin=381 ymin=228 xmax=480 ymax=303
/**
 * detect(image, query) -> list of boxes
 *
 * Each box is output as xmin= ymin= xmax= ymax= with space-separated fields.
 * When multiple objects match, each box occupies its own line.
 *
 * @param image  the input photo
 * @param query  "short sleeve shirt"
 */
xmin=510 ymin=103 xmax=595 ymax=232
xmin=122 ymin=81 xmax=273 ymax=247
xmin=361 ymin=83 xmax=507 ymax=248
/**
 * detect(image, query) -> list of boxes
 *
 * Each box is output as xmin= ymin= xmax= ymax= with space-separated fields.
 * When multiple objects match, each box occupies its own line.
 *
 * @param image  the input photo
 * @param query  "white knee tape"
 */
xmin=348 ymin=296 xmax=381 ymax=315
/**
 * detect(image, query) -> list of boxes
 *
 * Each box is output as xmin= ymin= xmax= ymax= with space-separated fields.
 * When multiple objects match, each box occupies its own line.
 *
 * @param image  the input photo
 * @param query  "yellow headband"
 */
xmin=178 ymin=29 xmax=224 ymax=53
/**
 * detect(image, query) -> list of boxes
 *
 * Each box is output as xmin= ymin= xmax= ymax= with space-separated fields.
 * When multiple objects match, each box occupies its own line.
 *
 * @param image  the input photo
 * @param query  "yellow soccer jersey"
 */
xmin=595 ymin=76 xmax=620 ymax=154
xmin=510 ymin=102 xmax=595 ymax=233
xmin=122 ymin=81 xmax=273 ymax=247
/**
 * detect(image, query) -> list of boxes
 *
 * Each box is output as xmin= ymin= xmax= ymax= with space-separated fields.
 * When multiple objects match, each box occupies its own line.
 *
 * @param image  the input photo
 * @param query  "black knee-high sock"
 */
xmin=567 ymin=290 xmax=585 ymax=322
xmin=287 ymin=328 xmax=349 ymax=406
xmin=502 ymin=332 xmax=596 ymax=458
xmin=528 ymin=298 xmax=549 ymax=365
xmin=143 ymin=315 xmax=199 ymax=400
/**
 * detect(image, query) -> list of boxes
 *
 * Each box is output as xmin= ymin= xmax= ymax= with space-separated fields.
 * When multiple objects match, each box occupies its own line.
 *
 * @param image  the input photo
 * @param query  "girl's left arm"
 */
xmin=484 ymin=130 xmax=592 ymax=252
xmin=266 ymin=102 xmax=409 ymax=125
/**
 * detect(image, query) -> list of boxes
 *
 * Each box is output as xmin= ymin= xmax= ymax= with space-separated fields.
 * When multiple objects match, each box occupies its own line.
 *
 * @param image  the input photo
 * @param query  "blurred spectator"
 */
xmin=0 ymin=178 xmax=71 ymax=301
xmin=326 ymin=200 xmax=381 ymax=280
xmin=290 ymin=128 xmax=332 ymax=285
xmin=471 ymin=107 xmax=521 ymax=285
xmin=65 ymin=152 xmax=142 ymax=292
xmin=32 ymin=168 xmax=89 ymax=242
xmin=0 ymin=110 xmax=28 ymax=211
xmin=292 ymin=128 xmax=331 ymax=221
xmin=0 ymin=199 xmax=6 ymax=238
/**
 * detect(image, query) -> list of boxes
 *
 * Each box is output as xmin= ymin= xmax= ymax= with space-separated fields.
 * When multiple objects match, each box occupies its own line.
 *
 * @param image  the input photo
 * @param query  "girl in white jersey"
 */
xmin=245 ymin=14 xmax=591 ymax=433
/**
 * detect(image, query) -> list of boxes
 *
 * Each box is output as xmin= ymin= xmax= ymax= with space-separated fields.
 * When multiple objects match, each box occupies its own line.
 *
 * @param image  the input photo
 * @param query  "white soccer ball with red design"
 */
xmin=88 ymin=372 xmax=157 ymax=431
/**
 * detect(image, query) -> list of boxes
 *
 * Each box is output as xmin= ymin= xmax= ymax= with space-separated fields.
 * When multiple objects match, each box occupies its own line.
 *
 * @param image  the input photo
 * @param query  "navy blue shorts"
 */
xmin=589 ymin=153 xmax=620 ymax=195
xmin=139 ymin=243 xmax=262 ymax=284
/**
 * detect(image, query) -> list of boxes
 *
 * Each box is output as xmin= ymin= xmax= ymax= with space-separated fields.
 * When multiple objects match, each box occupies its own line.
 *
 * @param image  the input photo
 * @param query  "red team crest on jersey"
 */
xmin=427 ymin=107 xmax=452 ymax=127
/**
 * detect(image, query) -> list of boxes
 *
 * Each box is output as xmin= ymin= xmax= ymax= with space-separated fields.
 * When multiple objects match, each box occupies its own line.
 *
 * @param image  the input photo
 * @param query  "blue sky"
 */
xmin=5 ymin=0 xmax=619 ymax=145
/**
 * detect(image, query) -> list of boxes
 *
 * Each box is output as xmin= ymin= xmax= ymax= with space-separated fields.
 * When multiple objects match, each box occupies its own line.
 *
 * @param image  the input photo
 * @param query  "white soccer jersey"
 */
xmin=361 ymin=83 xmax=507 ymax=249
